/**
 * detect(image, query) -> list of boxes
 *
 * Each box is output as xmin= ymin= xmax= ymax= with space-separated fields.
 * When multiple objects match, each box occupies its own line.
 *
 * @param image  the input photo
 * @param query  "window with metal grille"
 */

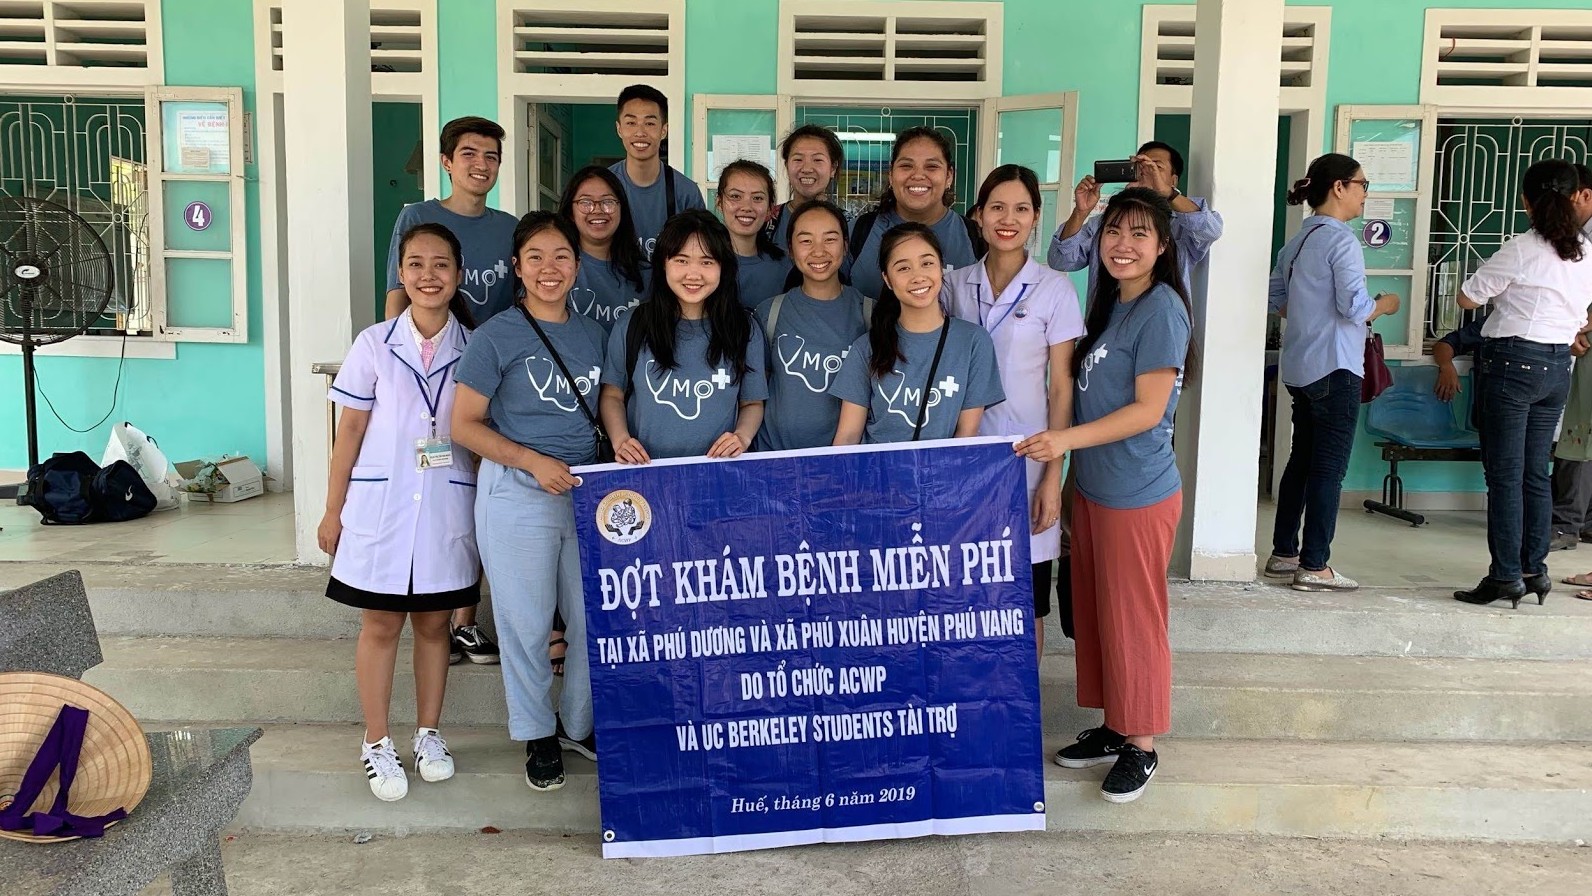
xmin=0 ymin=94 xmax=150 ymax=336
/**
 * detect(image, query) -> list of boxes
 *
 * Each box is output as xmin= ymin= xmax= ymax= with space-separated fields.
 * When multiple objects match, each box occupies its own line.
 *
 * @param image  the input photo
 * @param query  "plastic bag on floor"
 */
xmin=102 ymin=421 xmax=181 ymax=511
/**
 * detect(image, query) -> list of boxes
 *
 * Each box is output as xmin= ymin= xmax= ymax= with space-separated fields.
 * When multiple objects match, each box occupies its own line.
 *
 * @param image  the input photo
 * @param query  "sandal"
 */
xmin=549 ymin=637 xmax=568 ymax=677
xmin=1576 ymin=590 xmax=1592 ymax=601
xmin=1561 ymin=573 xmax=1592 ymax=588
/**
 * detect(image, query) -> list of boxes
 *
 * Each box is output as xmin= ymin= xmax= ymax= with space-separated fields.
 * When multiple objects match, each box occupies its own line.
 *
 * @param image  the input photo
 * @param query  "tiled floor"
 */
xmin=0 ymin=489 xmax=297 ymax=565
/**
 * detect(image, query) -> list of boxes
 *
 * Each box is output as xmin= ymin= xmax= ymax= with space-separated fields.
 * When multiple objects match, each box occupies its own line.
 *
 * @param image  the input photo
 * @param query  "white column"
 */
xmin=1173 ymin=0 xmax=1284 ymax=580
xmin=283 ymin=0 xmax=375 ymax=564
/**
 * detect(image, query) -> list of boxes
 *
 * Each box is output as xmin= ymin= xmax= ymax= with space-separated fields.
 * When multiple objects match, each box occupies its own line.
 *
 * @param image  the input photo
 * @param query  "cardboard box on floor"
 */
xmin=174 ymin=456 xmax=265 ymax=503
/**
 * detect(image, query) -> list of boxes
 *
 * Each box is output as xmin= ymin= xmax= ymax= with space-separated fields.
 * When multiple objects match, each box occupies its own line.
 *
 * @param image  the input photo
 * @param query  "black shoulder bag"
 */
xmin=518 ymin=305 xmax=615 ymax=463
xmin=911 ymin=318 xmax=953 ymax=441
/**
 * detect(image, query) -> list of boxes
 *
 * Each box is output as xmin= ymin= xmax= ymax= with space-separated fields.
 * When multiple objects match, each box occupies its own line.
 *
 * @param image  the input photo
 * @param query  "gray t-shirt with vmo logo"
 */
xmin=386 ymin=199 xmax=519 ymax=324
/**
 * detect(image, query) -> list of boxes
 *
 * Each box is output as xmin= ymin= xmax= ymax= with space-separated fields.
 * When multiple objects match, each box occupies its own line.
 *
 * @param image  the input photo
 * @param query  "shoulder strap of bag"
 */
xmin=623 ymin=311 xmax=646 ymax=400
xmin=912 ymin=318 xmax=953 ymax=442
xmin=665 ymin=166 xmax=677 ymax=218
xmin=765 ymin=292 xmax=787 ymax=349
xmin=518 ymin=304 xmax=605 ymax=438
xmin=1285 ymin=222 xmax=1329 ymax=286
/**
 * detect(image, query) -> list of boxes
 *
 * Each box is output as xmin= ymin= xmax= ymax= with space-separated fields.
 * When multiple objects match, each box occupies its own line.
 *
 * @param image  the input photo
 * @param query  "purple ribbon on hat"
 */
xmin=0 ymin=704 xmax=128 ymax=838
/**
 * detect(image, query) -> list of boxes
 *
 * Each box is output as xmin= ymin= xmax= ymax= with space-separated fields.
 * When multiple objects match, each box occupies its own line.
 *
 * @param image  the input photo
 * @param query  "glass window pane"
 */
xmin=165 ymin=257 xmax=233 ymax=329
xmin=1366 ymin=273 xmax=1412 ymax=346
xmin=162 ymin=181 xmax=231 ymax=252
xmin=161 ymin=101 xmax=232 ymax=175
xmin=705 ymin=108 xmax=776 ymax=180
xmin=1348 ymin=119 xmax=1421 ymax=193
xmin=997 ymin=108 xmax=1063 ymax=183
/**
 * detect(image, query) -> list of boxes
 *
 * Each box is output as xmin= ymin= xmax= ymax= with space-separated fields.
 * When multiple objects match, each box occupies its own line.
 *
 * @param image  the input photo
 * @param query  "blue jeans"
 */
xmin=1273 ymin=369 xmax=1362 ymax=571
xmin=476 ymin=459 xmax=593 ymax=743
xmin=1478 ymin=338 xmax=1572 ymax=582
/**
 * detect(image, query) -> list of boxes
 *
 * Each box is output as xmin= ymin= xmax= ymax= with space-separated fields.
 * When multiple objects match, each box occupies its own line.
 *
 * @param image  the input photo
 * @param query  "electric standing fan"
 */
xmin=0 ymin=195 xmax=116 ymax=499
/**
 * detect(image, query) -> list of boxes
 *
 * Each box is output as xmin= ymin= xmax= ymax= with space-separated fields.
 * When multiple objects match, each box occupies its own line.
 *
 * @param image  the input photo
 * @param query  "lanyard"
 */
xmin=411 ymin=366 xmax=450 ymax=438
xmin=979 ymin=281 xmax=1032 ymax=335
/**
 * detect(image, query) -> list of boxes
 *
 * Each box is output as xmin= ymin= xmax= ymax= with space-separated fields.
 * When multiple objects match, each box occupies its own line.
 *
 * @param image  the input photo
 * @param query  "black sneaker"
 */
xmin=556 ymin=717 xmax=596 ymax=762
xmin=454 ymin=625 xmax=500 ymax=665
xmin=524 ymin=735 xmax=565 ymax=791
xmin=448 ymin=629 xmax=463 ymax=665
xmin=1101 ymin=744 xmax=1158 ymax=803
xmin=1054 ymin=726 xmax=1126 ymax=769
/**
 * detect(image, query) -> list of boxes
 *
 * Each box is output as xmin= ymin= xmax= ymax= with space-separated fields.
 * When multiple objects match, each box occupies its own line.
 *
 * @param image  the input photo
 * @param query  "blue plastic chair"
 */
xmin=1362 ymin=364 xmax=1481 ymax=526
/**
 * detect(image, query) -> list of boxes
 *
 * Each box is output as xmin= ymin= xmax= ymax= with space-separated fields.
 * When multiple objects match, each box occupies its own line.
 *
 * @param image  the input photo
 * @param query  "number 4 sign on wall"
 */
xmin=184 ymin=200 xmax=212 ymax=232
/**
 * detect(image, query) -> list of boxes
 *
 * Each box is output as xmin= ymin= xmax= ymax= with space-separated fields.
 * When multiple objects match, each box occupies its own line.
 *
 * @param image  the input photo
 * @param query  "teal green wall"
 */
xmin=0 ymin=0 xmax=265 ymax=472
xmin=436 ymin=0 xmax=498 ymax=205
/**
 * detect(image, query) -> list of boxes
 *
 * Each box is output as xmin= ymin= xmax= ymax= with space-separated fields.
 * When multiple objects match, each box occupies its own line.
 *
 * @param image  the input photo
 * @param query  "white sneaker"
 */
xmin=412 ymin=727 xmax=455 ymax=783
xmin=361 ymin=736 xmax=408 ymax=801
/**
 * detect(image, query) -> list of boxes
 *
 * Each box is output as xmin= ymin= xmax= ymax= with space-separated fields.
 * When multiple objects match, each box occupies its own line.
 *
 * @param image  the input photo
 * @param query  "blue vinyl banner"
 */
xmin=572 ymin=438 xmax=1045 ymax=858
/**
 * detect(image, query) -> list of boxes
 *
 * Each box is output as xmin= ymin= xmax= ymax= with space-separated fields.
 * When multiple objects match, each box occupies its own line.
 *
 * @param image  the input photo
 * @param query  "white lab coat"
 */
xmin=327 ymin=313 xmax=479 ymax=596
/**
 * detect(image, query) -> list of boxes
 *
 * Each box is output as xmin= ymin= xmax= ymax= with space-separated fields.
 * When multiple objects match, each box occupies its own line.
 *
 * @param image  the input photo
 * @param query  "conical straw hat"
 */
xmin=0 ymin=671 xmax=151 ymax=844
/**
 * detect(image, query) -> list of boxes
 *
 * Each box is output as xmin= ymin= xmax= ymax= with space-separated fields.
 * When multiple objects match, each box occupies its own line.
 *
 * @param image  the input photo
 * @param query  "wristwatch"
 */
xmin=1167 ymin=187 xmax=1182 ymax=202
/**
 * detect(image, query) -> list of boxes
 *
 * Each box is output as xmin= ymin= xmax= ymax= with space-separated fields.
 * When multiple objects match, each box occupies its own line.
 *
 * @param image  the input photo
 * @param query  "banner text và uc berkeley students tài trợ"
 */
xmin=572 ymin=437 xmax=1045 ymax=858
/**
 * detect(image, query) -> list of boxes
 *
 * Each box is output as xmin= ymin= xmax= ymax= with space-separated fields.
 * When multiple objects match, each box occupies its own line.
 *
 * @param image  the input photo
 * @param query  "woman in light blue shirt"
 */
xmin=1264 ymin=153 xmax=1400 ymax=593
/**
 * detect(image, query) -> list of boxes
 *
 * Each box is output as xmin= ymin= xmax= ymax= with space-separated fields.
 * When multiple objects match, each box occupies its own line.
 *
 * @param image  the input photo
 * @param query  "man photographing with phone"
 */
xmin=1047 ymin=141 xmax=1224 ymax=298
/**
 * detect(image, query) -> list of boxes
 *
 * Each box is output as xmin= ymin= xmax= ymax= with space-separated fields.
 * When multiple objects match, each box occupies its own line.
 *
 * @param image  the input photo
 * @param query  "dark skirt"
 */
xmin=326 ymin=575 xmax=481 ymax=613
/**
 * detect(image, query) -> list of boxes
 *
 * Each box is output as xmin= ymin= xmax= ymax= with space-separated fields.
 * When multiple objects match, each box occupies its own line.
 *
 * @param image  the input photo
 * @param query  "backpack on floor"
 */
xmin=21 ymin=451 xmax=157 ymax=525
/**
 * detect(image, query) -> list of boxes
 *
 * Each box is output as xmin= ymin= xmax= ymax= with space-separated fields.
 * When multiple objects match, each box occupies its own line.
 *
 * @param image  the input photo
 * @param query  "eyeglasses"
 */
xmin=1345 ymin=178 xmax=1372 ymax=191
xmin=574 ymin=198 xmax=619 ymax=213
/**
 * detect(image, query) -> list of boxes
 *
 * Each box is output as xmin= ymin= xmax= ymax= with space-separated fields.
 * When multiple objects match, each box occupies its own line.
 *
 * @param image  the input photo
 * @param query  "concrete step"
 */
xmin=8 ymin=560 xmax=1592 ymax=660
xmin=92 ymin=636 xmax=1592 ymax=742
xmin=203 ymin=722 xmax=1592 ymax=843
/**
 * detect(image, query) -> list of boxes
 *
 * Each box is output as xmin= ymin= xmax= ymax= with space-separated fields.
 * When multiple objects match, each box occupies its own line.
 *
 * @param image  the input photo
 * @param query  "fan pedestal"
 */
xmin=0 ymin=339 xmax=38 ymax=501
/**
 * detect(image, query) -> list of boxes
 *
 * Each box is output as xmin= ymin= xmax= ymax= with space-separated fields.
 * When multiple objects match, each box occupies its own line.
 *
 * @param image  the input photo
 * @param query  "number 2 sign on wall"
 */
xmin=1362 ymin=219 xmax=1391 ymax=249
xmin=183 ymin=200 xmax=213 ymax=232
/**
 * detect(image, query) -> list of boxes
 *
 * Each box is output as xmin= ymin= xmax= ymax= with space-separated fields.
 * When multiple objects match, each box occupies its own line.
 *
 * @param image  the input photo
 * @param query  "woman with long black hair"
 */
xmin=599 ymin=210 xmax=767 ymax=461
xmin=1015 ymin=188 xmax=1192 ymax=805
xmin=1456 ymin=159 xmax=1592 ymax=608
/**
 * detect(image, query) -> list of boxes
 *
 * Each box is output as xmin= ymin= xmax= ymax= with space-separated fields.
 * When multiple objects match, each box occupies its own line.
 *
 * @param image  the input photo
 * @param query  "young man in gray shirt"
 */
xmin=384 ymin=116 xmax=519 ymax=325
xmin=608 ymin=84 xmax=705 ymax=260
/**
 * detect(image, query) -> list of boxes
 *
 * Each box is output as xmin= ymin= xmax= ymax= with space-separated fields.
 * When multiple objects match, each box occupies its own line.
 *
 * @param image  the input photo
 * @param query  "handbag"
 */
xmin=518 ymin=305 xmax=615 ymax=463
xmin=1361 ymin=328 xmax=1394 ymax=404
xmin=1285 ymin=223 xmax=1392 ymax=404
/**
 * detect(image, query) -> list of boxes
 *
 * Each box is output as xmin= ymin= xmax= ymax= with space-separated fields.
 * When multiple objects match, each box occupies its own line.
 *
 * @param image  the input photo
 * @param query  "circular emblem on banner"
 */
xmin=1362 ymin=219 xmax=1391 ymax=248
xmin=597 ymin=489 xmax=652 ymax=545
xmin=184 ymin=200 xmax=213 ymax=232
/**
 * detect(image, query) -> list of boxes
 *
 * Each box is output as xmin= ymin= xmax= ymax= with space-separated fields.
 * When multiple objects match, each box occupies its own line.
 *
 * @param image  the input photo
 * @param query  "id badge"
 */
xmin=415 ymin=437 xmax=453 ymax=471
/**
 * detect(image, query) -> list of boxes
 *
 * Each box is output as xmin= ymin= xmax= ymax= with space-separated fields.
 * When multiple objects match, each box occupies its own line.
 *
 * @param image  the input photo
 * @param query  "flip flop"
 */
xmin=1562 ymin=574 xmax=1592 ymax=587
xmin=1577 ymin=590 xmax=1592 ymax=601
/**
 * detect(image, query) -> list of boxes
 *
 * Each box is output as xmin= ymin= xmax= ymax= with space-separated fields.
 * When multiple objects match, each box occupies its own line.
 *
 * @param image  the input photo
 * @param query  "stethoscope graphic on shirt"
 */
xmin=978 ymin=281 xmax=1034 ymax=334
